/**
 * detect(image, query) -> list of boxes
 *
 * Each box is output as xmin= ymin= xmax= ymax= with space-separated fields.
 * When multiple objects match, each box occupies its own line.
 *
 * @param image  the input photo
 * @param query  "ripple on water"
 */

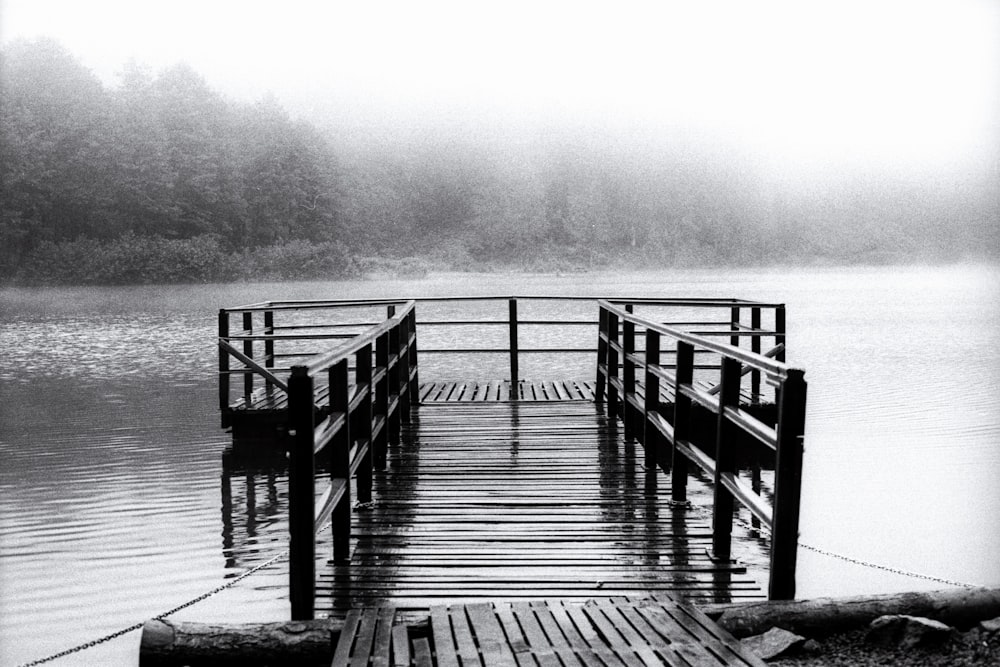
xmin=2 ymin=268 xmax=999 ymax=665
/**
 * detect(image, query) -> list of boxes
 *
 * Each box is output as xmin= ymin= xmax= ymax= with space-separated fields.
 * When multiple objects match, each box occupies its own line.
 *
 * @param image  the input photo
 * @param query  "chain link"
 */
xmin=17 ymin=518 xmax=340 ymax=667
xmin=797 ymin=542 xmax=979 ymax=589
xmin=684 ymin=501 xmax=979 ymax=589
xmin=17 ymin=547 xmax=292 ymax=667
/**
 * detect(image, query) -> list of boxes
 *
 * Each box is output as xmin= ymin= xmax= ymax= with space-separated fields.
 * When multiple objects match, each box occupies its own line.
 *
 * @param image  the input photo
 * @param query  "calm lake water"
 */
xmin=2 ymin=265 xmax=998 ymax=665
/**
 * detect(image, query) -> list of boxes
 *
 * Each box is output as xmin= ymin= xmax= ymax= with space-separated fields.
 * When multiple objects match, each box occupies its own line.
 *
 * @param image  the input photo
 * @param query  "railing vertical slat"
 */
xmin=264 ymin=309 xmax=275 ymax=395
xmin=374 ymin=332 xmax=389 ymax=469
xmin=355 ymin=344 xmax=373 ymax=503
xmin=622 ymin=306 xmax=636 ymax=441
xmin=775 ymin=305 xmax=786 ymax=404
xmin=508 ymin=298 xmax=519 ymax=386
xmin=769 ymin=369 xmax=807 ymax=600
xmin=218 ymin=309 xmax=230 ymax=427
xmin=595 ymin=307 xmax=607 ymax=403
xmin=729 ymin=307 xmax=740 ymax=349
xmin=671 ymin=341 xmax=694 ymax=504
xmin=287 ymin=366 xmax=315 ymax=620
xmin=607 ymin=311 xmax=620 ymax=421
xmin=242 ymin=312 xmax=253 ymax=405
xmin=751 ymin=307 xmax=761 ymax=401
xmin=408 ymin=309 xmax=420 ymax=404
xmin=398 ymin=315 xmax=411 ymax=420
xmin=712 ymin=357 xmax=741 ymax=562
xmin=388 ymin=323 xmax=401 ymax=444
xmin=643 ymin=330 xmax=661 ymax=470
xmin=330 ymin=359 xmax=351 ymax=562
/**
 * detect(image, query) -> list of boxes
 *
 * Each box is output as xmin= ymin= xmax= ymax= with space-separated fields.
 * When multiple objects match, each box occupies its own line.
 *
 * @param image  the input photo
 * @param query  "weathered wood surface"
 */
xmin=331 ymin=599 xmax=765 ymax=666
xmin=702 ymin=586 xmax=1000 ymax=638
xmin=317 ymin=401 xmax=764 ymax=615
xmin=138 ymin=618 xmax=339 ymax=666
xmin=419 ymin=380 xmax=598 ymax=403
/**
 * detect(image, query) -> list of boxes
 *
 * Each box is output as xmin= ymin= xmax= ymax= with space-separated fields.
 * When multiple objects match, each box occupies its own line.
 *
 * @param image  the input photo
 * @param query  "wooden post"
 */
xmin=287 ymin=366 xmax=315 ymax=620
xmin=354 ymin=344 xmax=373 ymax=503
xmin=595 ymin=307 xmax=607 ymax=404
xmin=398 ymin=316 xmax=411 ymax=419
xmin=774 ymin=305 xmax=786 ymax=404
xmin=730 ymin=307 xmax=740 ymax=349
xmin=607 ymin=311 xmax=620 ymax=422
xmin=643 ymin=330 xmax=661 ymax=470
xmin=508 ymin=298 xmax=519 ymax=386
xmin=329 ymin=359 xmax=351 ymax=562
xmin=751 ymin=307 xmax=761 ymax=402
xmin=769 ymin=369 xmax=807 ymax=600
xmin=264 ymin=310 xmax=275 ymax=396
xmin=408 ymin=309 xmax=419 ymax=403
xmin=622 ymin=307 xmax=636 ymax=441
xmin=387 ymin=304 xmax=396 ymax=318
xmin=387 ymin=324 xmax=401 ymax=444
xmin=374 ymin=332 xmax=389 ymax=469
xmin=712 ymin=357 xmax=741 ymax=562
xmin=671 ymin=341 xmax=694 ymax=503
xmin=218 ymin=309 xmax=230 ymax=428
xmin=242 ymin=312 xmax=254 ymax=405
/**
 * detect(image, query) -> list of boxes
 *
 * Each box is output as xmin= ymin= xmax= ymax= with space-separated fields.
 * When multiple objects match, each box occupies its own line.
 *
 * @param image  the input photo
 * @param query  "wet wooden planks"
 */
xmin=331 ymin=598 xmax=765 ymax=666
xmin=419 ymin=380 xmax=597 ymax=403
xmin=317 ymin=401 xmax=763 ymax=615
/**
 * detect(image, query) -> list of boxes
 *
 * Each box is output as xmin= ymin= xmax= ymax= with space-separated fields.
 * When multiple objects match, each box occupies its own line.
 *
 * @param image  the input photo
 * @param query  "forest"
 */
xmin=2 ymin=38 xmax=997 ymax=285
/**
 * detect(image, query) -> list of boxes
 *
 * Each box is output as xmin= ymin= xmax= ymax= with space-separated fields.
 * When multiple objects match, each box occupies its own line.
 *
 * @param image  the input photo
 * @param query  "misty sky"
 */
xmin=2 ymin=0 xmax=998 ymax=174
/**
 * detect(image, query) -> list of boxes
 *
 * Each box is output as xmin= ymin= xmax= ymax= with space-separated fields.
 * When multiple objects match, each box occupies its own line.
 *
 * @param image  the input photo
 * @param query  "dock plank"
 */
xmin=318 ymin=399 xmax=765 ymax=616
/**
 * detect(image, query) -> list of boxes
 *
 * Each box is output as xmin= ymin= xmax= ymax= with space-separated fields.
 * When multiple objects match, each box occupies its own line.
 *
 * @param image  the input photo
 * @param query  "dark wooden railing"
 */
xmin=596 ymin=299 xmax=806 ymax=600
xmin=284 ymin=301 xmax=418 ymax=620
xmin=218 ymin=298 xmax=418 ymax=427
xmin=219 ymin=296 xmax=785 ymax=419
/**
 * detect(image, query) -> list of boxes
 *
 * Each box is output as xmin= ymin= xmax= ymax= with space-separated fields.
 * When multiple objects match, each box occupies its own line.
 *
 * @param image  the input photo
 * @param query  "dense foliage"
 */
xmin=2 ymin=39 xmax=996 ymax=284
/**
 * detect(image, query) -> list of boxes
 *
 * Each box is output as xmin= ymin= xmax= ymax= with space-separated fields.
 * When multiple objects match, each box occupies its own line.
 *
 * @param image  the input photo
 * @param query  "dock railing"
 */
xmin=219 ymin=296 xmax=785 ymax=418
xmin=283 ymin=301 xmax=417 ymax=619
xmin=218 ymin=298 xmax=418 ymax=428
xmin=597 ymin=299 xmax=806 ymax=600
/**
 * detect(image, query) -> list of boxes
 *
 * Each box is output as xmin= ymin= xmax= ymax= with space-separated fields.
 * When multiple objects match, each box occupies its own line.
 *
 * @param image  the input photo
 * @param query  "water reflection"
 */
xmin=220 ymin=446 xmax=289 ymax=571
xmin=2 ymin=266 xmax=998 ymax=665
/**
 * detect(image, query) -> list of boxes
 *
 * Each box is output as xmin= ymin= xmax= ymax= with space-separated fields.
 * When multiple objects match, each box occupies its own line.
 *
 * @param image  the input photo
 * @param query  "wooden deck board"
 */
xmin=227 ymin=376 xmax=765 ymax=426
xmin=317 ymin=400 xmax=763 ymax=617
xmin=358 ymin=598 xmax=762 ymax=666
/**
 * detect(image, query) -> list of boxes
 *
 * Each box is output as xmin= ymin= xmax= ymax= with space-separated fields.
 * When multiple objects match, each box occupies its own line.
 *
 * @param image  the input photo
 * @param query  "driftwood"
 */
xmin=139 ymin=618 xmax=341 ymax=666
xmin=701 ymin=587 xmax=1000 ymax=638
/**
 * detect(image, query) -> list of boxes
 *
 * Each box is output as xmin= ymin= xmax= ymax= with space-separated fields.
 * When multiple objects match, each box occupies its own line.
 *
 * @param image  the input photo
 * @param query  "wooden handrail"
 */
xmin=598 ymin=300 xmax=796 ymax=379
xmin=304 ymin=301 xmax=416 ymax=374
xmin=218 ymin=296 xmax=789 ymax=422
xmin=705 ymin=344 xmax=785 ymax=395
xmin=597 ymin=301 xmax=806 ymax=601
xmin=284 ymin=305 xmax=418 ymax=620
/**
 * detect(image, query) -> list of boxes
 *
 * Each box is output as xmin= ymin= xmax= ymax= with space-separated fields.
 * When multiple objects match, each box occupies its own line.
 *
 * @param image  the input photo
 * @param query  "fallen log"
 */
xmin=700 ymin=587 xmax=1000 ymax=638
xmin=139 ymin=618 xmax=341 ymax=666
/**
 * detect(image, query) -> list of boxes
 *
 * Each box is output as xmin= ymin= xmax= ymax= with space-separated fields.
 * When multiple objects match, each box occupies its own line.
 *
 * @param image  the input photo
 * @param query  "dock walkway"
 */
xmin=318 ymin=399 xmax=762 ymax=616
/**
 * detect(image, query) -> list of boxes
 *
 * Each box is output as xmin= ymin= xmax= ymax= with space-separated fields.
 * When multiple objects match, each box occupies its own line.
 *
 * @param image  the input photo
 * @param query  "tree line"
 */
xmin=1 ymin=38 xmax=996 ymax=285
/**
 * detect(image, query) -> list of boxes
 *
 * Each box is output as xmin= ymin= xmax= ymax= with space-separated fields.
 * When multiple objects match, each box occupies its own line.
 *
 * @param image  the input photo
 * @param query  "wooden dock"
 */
xmin=209 ymin=296 xmax=806 ymax=664
xmin=318 ymin=400 xmax=761 ymax=616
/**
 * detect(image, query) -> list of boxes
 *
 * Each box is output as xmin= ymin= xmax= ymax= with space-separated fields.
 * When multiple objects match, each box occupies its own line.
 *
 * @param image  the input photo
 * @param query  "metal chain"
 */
xmin=796 ymin=542 xmax=979 ymax=589
xmin=18 ymin=516 xmax=340 ymax=667
xmin=17 ymin=546 xmax=292 ymax=667
xmin=684 ymin=501 xmax=979 ymax=589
